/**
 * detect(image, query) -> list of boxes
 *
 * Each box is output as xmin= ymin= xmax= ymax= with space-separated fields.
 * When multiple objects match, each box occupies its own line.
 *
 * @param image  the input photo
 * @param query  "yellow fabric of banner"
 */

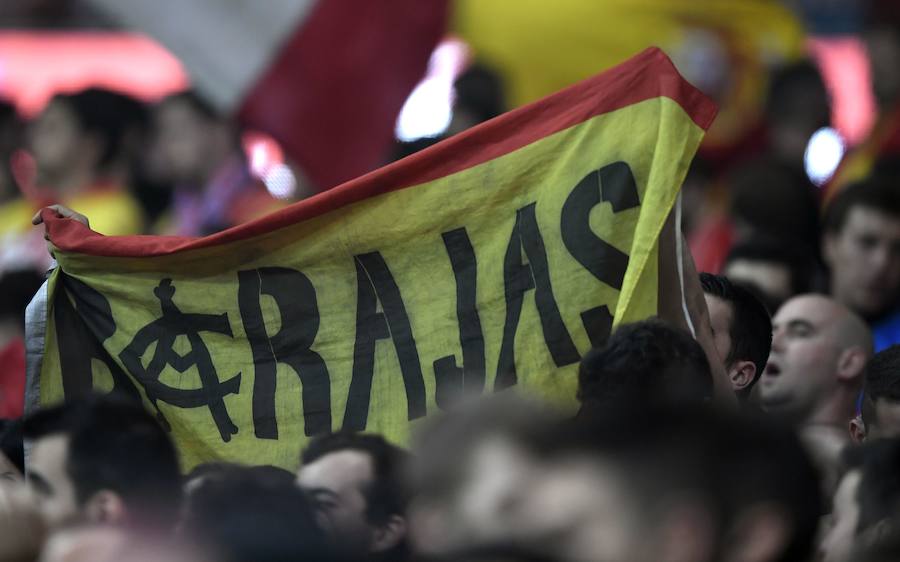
xmin=35 ymin=49 xmax=714 ymax=471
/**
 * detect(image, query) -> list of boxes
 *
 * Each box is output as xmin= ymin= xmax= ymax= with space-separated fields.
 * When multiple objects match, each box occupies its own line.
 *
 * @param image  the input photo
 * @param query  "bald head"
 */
xmin=760 ymin=294 xmax=872 ymax=421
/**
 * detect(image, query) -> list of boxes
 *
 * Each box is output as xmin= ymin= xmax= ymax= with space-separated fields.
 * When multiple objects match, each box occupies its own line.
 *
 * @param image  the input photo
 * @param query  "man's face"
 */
xmin=297 ymin=450 xmax=375 ymax=553
xmin=760 ymin=296 xmax=844 ymax=419
xmin=819 ymin=469 xmax=861 ymax=562
xmin=705 ymin=294 xmax=734 ymax=369
xmin=825 ymin=206 xmax=900 ymax=319
xmin=27 ymin=434 xmax=79 ymax=528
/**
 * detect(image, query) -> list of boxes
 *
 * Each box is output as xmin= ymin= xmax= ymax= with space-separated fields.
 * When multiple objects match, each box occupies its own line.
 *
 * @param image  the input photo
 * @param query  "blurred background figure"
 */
xmin=147 ymin=92 xmax=284 ymax=236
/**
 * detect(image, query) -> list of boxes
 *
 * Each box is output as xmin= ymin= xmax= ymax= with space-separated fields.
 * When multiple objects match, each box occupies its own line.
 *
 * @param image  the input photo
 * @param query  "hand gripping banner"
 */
xmin=28 ymin=48 xmax=716 ymax=470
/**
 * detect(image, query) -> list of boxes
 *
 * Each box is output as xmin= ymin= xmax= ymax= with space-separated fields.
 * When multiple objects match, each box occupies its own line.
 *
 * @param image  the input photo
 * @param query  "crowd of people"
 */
xmin=1 ymin=5 xmax=900 ymax=562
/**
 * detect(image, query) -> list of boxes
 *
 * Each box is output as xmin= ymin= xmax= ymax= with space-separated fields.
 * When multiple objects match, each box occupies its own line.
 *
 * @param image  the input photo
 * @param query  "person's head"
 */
xmin=701 ymin=273 xmax=773 ymax=400
xmin=820 ymin=439 xmax=900 ymax=562
xmin=22 ymin=394 xmax=181 ymax=530
xmin=152 ymin=91 xmax=238 ymax=186
xmin=180 ymin=467 xmax=333 ymax=562
xmin=823 ymin=176 xmax=900 ymax=320
xmin=28 ymin=89 xmax=146 ymax=188
xmin=408 ymin=395 xmax=562 ymax=557
xmin=577 ymin=318 xmax=714 ymax=413
xmin=727 ymin=157 xmax=821 ymax=254
xmin=446 ymin=64 xmax=506 ymax=136
xmin=859 ymin=345 xmax=900 ymax=442
xmin=298 ymin=432 xmax=411 ymax=558
xmin=761 ymin=294 xmax=872 ymax=423
xmin=452 ymin=405 xmax=821 ymax=562
xmin=723 ymin=236 xmax=816 ymax=312
xmin=764 ymin=60 xmax=831 ymax=167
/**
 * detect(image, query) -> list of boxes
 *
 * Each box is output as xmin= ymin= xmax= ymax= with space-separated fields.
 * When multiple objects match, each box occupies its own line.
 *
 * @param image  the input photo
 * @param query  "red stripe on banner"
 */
xmin=237 ymin=0 xmax=449 ymax=191
xmin=45 ymin=47 xmax=717 ymax=258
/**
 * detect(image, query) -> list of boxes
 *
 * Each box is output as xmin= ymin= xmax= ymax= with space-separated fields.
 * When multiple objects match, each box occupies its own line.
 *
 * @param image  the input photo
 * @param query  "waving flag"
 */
xmin=28 ymin=49 xmax=715 ymax=470
xmin=85 ymin=0 xmax=448 ymax=190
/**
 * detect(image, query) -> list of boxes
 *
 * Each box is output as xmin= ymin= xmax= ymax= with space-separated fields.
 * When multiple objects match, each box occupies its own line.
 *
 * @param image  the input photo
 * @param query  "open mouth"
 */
xmin=764 ymin=363 xmax=781 ymax=377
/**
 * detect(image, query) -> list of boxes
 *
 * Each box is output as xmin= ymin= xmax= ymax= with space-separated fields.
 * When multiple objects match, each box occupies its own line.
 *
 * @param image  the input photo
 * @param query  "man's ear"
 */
xmin=837 ymin=346 xmax=868 ymax=383
xmin=84 ymin=490 xmax=127 ymax=525
xmin=849 ymin=415 xmax=867 ymax=444
xmin=371 ymin=515 xmax=407 ymax=553
xmin=729 ymin=361 xmax=757 ymax=392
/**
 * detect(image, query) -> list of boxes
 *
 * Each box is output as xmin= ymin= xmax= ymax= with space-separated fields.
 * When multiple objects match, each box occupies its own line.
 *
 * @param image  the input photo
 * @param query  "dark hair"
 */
xmin=159 ymin=90 xmax=221 ymax=122
xmin=181 ymin=468 xmax=334 ymax=562
xmin=301 ymin=432 xmax=411 ymax=525
xmin=23 ymin=394 xmax=181 ymax=525
xmin=577 ymin=318 xmax=713 ymax=411
xmin=453 ymin=64 xmax=506 ymax=124
xmin=0 ymin=418 xmax=23 ymax=473
xmin=843 ymin=439 xmax=900 ymax=533
xmin=50 ymin=88 xmax=148 ymax=170
xmin=700 ymin=273 xmax=773 ymax=399
xmin=724 ymin=235 xmax=815 ymax=298
xmin=824 ymin=176 xmax=900 ymax=235
xmin=727 ymin=158 xmax=820 ymax=253
xmin=862 ymin=345 xmax=900 ymax=428
xmin=765 ymin=60 xmax=830 ymax=124
xmin=534 ymin=407 xmax=822 ymax=562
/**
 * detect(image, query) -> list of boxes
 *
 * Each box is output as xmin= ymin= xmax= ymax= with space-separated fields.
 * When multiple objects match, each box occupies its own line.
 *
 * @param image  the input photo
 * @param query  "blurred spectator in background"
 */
xmin=297 ymin=432 xmax=412 ymax=561
xmin=576 ymin=318 xmax=713 ymax=416
xmin=761 ymin=294 xmax=872 ymax=495
xmin=0 ymin=100 xmax=23 ymax=206
xmin=723 ymin=235 xmax=816 ymax=313
xmin=856 ymin=345 xmax=900 ymax=443
xmin=391 ymin=63 xmax=506 ymax=162
xmin=149 ymin=91 xmax=283 ymax=236
xmin=820 ymin=438 xmax=900 ymax=562
xmin=412 ymin=398 xmax=821 ymax=562
xmin=21 ymin=89 xmax=144 ymax=236
xmin=700 ymin=273 xmax=772 ymax=403
xmin=823 ymin=175 xmax=900 ymax=350
xmin=22 ymin=394 xmax=181 ymax=531
xmin=764 ymin=60 xmax=831 ymax=172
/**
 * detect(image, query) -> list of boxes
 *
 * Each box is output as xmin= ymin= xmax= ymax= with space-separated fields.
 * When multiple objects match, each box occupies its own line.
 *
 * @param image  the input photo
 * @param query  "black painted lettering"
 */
xmin=495 ymin=204 xmax=580 ymax=390
xmin=343 ymin=252 xmax=426 ymax=430
xmin=238 ymin=267 xmax=331 ymax=438
xmin=434 ymin=228 xmax=485 ymax=409
xmin=561 ymin=162 xmax=640 ymax=347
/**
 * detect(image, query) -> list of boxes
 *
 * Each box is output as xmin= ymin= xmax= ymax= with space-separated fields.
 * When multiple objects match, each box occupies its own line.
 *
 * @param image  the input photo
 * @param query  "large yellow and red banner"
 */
xmin=29 ymin=48 xmax=715 ymax=470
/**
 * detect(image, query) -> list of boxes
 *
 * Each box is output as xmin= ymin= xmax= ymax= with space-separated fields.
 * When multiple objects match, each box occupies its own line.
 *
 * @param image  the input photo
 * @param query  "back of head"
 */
xmin=844 ymin=438 xmax=900 ymax=535
xmin=862 ymin=345 xmax=900 ymax=437
xmin=700 ymin=273 xmax=773 ymax=399
xmin=577 ymin=318 xmax=713 ymax=412
xmin=724 ymin=235 xmax=816 ymax=311
xmin=302 ymin=432 xmax=411 ymax=525
xmin=180 ymin=467 xmax=334 ymax=562
xmin=23 ymin=394 xmax=181 ymax=527
xmin=727 ymin=157 xmax=820 ymax=252
xmin=540 ymin=407 xmax=822 ymax=562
